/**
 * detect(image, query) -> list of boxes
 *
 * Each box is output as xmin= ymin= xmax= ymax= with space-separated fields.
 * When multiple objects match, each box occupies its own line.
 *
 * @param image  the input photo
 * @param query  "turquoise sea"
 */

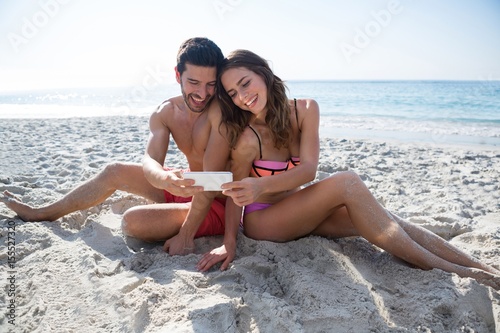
xmin=1 ymin=80 xmax=499 ymax=146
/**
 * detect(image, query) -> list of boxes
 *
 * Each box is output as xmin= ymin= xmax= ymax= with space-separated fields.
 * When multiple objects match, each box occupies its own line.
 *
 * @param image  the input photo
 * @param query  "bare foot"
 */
xmin=0 ymin=191 xmax=48 ymax=222
xmin=465 ymin=268 xmax=500 ymax=290
xmin=474 ymin=259 xmax=500 ymax=276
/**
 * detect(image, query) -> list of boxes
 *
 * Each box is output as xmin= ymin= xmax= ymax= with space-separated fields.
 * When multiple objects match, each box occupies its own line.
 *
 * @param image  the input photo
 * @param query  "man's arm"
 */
xmin=197 ymin=128 xmax=255 ymax=271
xmin=143 ymin=103 xmax=202 ymax=196
xmin=197 ymin=197 xmax=241 ymax=271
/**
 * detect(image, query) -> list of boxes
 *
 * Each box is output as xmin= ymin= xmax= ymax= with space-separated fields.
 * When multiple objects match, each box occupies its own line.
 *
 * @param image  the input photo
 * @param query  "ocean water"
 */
xmin=288 ymin=80 xmax=500 ymax=146
xmin=1 ymin=81 xmax=499 ymax=146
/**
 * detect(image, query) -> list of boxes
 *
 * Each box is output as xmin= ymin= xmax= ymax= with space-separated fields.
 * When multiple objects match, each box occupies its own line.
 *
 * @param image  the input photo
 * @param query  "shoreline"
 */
xmin=1 ymin=114 xmax=499 ymax=151
xmin=322 ymin=127 xmax=500 ymax=151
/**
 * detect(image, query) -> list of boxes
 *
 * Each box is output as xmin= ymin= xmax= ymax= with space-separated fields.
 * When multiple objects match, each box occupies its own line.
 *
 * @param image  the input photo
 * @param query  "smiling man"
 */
xmin=1 ymin=37 xmax=230 ymax=255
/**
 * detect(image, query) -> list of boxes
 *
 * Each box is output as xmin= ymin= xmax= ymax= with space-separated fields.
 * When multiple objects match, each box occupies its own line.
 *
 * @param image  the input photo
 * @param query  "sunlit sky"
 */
xmin=1 ymin=0 xmax=499 ymax=91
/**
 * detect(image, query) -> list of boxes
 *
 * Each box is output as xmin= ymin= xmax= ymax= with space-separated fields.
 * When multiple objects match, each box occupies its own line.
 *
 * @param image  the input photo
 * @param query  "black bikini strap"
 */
xmin=294 ymin=98 xmax=301 ymax=133
xmin=247 ymin=125 xmax=263 ymax=159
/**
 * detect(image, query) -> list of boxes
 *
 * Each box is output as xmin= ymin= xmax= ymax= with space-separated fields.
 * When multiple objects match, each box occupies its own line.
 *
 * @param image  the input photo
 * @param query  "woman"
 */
xmin=197 ymin=49 xmax=500 ymax=289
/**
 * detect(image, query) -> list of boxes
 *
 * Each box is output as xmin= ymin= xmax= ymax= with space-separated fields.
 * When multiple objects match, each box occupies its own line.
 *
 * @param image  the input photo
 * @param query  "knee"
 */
xmin=339 ymin=170 xmax=363 ymax=184
xmin=121 ymin=207 xmax=140 ymax=237
xmin=121 ymin=211 xmax=132 ymax=236
xmin=102 ymin=162 xmax=132 ymax=187
xmin=323 ymin=171 xmax=368 ymax=202
xmin=327 ymin=171 xmax=365 ymax=196
xmin=102 ymin=162 xmax=128 ymax=178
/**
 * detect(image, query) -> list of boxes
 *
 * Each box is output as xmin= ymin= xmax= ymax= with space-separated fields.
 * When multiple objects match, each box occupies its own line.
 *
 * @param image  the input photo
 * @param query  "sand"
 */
xmin=0 ymin=116 xmax=499 ymax=333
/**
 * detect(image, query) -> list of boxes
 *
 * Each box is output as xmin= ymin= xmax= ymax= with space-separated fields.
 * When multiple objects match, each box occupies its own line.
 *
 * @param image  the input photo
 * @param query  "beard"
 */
xmin=181 ymin=82 xmax=213 ymax=113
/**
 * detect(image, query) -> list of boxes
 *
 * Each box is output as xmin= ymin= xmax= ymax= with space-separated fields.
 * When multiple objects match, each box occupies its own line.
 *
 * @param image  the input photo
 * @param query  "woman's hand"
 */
xmin=197 ymin=243 xmax=236 ymax=272
xmin=221 ymin=177 xmax=262 ymax=207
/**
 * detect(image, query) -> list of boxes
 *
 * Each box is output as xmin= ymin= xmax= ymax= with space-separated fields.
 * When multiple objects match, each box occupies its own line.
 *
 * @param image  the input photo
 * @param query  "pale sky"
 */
xmin=1 ymin=0 xmax=499 ymax=91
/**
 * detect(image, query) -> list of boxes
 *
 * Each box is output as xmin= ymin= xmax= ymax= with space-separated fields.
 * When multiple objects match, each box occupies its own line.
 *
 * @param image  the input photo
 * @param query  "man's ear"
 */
xmin=174 ymin=66 xmax=181 ymax=84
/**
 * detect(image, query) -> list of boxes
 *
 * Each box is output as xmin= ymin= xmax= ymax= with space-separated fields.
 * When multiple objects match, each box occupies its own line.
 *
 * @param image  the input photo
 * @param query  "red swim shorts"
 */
xmin=163 ymin=191 xmax=226 ymax=238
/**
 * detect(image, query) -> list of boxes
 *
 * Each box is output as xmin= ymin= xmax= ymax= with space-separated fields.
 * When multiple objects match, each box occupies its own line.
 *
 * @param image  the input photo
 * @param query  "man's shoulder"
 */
xmin=155 ymin=96 xmax=184 ymax=114
xmin=149 ymin=96 xmax=184 ymax=130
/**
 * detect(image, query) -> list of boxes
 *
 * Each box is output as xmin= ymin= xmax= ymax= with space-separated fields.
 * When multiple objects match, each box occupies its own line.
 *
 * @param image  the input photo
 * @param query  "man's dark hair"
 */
xmin=176 ymin=37 xmax=224 ymax=75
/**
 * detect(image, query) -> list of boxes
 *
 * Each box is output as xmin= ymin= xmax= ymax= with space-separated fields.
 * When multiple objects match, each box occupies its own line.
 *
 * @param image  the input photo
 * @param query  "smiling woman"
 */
xmin=196 ymin=49 xmax=500 ymax=292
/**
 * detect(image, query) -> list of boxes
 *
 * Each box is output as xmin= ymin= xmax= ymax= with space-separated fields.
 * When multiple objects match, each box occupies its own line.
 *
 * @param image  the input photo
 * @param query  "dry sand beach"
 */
xmin=1 ymin=116 xmax=499 ymax=333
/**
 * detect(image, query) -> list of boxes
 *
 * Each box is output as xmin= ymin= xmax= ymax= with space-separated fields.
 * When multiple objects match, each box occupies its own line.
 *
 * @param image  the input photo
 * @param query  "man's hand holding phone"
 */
xmin=162 ymin=169 xmax=203 ymax=197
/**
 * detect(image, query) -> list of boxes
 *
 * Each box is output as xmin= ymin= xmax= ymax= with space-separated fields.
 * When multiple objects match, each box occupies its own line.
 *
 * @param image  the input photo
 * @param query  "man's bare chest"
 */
xmin=171 ymin=122 xmax=210 ymax=159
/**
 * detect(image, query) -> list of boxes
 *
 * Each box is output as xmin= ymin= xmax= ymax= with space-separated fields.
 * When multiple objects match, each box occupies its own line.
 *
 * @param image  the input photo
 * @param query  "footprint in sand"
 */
xmin=127 ymin=252 xmax=154 ymax=273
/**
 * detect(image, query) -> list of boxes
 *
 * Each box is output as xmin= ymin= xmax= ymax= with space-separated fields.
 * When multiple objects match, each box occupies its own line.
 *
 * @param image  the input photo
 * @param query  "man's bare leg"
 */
xmin=0 ymin=162 xmax=165 ymax=222
xmin=122 ymin=203 xmax=191 ymax=242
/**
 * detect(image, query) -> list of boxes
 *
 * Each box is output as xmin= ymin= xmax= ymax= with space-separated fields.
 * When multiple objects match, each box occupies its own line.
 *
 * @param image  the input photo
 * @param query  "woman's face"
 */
xmin=221 ymin=67 xmax=268 ymax=115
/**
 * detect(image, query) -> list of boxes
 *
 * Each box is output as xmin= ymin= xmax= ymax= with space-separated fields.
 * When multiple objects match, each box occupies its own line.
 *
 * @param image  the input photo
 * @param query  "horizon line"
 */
xmin=1 ymin=78 xmax=500 ymax=94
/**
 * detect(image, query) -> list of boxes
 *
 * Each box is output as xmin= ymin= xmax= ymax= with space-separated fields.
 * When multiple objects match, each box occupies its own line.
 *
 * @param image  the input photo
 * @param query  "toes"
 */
xmin=2 ymin=191 xmax=19 ymax=201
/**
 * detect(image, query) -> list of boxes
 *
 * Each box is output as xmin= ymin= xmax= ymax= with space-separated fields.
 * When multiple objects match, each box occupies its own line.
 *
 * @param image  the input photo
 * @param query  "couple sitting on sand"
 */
xmin=2 ymin=37 xmax=499 ymax=289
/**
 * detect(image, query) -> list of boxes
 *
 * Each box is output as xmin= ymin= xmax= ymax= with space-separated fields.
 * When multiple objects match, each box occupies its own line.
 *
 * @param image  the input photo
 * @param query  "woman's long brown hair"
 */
xmin=217 ymin=50 xmax=291 ymax=149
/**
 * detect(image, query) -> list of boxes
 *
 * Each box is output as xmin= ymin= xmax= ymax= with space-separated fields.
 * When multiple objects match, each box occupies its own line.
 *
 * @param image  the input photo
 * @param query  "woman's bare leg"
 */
xmin=393 ymin=214 xmax=500 ymax=274
xmin=311 ymin=207 xmax=500 ymax=275
xmin=244 ymin=171 xmax=500 ymax=289
xmin=310 ymin=205 xmax=499 ymax=273
xmin=0 ymin=162 xmax=165 ymax=221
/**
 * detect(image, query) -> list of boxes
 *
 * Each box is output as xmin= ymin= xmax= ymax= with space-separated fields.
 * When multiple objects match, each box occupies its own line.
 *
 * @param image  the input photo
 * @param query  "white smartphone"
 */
xmin=183 ymin=172 xmax=233 ymax=191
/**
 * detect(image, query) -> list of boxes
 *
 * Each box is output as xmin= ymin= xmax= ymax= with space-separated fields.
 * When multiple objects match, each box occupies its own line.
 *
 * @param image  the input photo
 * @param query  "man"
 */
xmin=0 ymin=37 xmax=230 ymax=255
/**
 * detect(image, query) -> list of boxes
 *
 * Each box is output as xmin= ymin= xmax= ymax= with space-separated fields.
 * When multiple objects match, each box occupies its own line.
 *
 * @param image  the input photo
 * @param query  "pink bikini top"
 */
xmin=248 ymin=99 xmax=301 ymax=177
